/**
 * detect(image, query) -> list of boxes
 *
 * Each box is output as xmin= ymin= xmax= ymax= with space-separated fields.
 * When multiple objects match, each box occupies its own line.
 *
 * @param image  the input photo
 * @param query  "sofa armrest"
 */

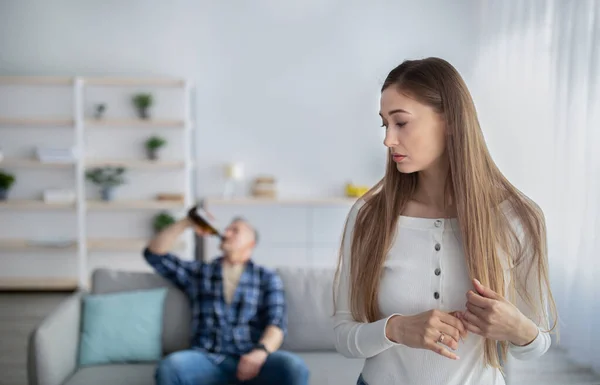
xmin=28 ymin=292 xmax=84 ymax=385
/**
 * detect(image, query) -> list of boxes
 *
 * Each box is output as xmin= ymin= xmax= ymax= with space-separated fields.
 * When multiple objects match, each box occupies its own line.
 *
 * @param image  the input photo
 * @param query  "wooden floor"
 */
xmin=0 ymin=293 xmax=599 ymax=385
xmin=0 ymin=292 xmax=70 ymax=385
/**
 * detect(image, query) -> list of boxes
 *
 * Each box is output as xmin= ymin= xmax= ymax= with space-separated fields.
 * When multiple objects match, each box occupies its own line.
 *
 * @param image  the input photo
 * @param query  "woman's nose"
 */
xmin=383 ymin=129 xmax=399 ymax=148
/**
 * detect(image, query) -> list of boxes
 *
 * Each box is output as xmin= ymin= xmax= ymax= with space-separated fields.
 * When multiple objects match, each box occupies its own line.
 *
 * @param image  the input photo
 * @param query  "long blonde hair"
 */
xmin=334 ymin=57 xmax=557 ymax=368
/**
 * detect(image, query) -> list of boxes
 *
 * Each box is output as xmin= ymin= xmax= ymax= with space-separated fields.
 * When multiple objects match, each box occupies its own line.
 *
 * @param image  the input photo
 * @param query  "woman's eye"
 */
xmin=396 ymin=122 xmax=407 ymax=127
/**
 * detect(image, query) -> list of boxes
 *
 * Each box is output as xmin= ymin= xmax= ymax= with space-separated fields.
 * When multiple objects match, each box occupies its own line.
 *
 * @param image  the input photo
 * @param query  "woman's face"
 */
xmin=380 ymin=87 xmax=447 ymax=174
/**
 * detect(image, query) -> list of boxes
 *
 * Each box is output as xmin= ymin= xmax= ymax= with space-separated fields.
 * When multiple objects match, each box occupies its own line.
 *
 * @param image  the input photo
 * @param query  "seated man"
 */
xmin=144 ymin=215 xmax=309 ymax=385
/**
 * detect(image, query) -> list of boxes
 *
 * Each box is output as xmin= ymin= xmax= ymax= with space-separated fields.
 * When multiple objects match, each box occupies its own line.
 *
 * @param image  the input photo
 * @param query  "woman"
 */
xmin=333 ymin=57 xmax=557 ymax=385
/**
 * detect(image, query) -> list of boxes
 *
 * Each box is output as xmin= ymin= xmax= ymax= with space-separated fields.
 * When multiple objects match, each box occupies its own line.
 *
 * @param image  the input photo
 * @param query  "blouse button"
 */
xmin=434 ymin=292 xmax=440 ymax=300
xmin=434 ymin=268 xmax=441 ymax=276
xmin=434 ymin=220 xmax=442 ymax=228
xmin=434 ymin=243 xmax=441 ymax=251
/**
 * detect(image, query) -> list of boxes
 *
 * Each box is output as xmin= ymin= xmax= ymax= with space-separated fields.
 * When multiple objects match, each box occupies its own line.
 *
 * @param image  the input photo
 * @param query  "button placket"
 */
xmin=432 ymin=219 xmax=444 ymax=303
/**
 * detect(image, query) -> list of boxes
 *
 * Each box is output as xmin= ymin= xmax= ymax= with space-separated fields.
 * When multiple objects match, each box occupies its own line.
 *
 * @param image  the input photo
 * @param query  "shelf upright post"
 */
xmin=74 ymin=77 xmax=88 ymax=289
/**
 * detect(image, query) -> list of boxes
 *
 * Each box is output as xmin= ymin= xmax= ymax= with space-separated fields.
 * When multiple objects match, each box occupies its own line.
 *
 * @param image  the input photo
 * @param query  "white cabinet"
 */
xmin=203 ymin=198 xmax=356 ymax=268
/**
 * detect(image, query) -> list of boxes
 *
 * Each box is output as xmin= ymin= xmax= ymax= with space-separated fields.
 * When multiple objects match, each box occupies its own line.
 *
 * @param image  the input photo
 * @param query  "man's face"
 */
xmin=219 ymin=220 xmax=256 ymax=261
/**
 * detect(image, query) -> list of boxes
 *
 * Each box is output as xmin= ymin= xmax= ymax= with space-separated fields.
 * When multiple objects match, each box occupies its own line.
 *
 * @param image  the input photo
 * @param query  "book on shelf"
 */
xmin=43 ymin=189 xmax=76 ymax=204
xmin=35 ymin=146 xmax=77 ymax=163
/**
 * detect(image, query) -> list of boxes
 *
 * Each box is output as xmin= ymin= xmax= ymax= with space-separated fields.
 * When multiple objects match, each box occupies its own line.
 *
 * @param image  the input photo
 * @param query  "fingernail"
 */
xmin=474 ymin=279 xmax=481 ymax=285
xmin=456 ymin=356 xmax=460 ymax=360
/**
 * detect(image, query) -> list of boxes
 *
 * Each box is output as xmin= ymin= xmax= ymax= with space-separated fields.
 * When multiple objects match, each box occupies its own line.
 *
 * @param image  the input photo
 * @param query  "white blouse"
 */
xmin=333 ymin=199 xmax=551 ymax=385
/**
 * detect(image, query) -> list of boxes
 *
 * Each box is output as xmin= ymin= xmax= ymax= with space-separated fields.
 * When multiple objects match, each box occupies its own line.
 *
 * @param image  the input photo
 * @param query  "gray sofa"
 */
xmin=28 ymin=267 xmax=364 ymax=385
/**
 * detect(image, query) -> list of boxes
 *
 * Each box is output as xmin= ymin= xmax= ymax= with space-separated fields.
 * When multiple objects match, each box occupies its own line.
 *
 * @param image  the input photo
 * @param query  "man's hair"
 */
xmin=232 ymin=216 xmax=259 ymax=244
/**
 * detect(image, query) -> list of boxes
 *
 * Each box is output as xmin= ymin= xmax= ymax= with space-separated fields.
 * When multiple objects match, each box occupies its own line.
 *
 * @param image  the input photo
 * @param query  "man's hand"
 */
xmin=236 ymin=349 xmax=268 ymax=381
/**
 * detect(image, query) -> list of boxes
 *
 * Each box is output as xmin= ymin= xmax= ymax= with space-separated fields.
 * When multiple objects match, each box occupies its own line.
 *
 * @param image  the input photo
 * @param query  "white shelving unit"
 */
xmin=0 ymin=76 xmax=195 ymax=290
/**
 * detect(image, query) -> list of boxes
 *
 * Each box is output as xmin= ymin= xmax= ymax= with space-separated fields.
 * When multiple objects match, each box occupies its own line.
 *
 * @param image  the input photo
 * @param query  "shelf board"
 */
xmin=0 ymin=200 xmax=75 ymax=210
xmin=0 ymin=278 xmax=78 ymax=291
xmin=0 ymin=76 xmax=73 ymax=86
xmin=83 ymin=77 xmax=185 ymax=87
xmin=0 ymin=158 xmax=75 ymax=168
xmin=0 ymin=239 xmax=77 ymax=251
xmin=84 ymin=118 xmax=185 ymax=128
xmin=0 ymin=117 xmax=74 ymax=127
xmin=88 ymin=238 xmax=186 ymax=251
xmin=87 ymin=200 xmax=185 ymax=210
xmin=86 ymin=159 xmax=185 ymax=169
xmin=204 ymin=197 xmax=358 ymax=206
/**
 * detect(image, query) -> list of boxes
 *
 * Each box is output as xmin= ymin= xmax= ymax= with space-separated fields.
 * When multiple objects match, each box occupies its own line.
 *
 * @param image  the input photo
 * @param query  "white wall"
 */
xmin=0 ymin=0 xmax=479 ymax=198
xmin=0 ymin=0 xmax=482 ymax=280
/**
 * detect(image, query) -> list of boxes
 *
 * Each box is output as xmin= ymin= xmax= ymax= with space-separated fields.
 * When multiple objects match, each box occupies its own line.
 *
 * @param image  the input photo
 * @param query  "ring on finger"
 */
xmin=438 ymin=333 xmax=445 ymax=343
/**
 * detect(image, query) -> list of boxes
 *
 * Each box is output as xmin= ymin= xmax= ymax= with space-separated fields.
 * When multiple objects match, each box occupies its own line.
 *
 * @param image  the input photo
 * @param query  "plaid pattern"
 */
xmin=143 ymin=248 xmax=287 ymax=363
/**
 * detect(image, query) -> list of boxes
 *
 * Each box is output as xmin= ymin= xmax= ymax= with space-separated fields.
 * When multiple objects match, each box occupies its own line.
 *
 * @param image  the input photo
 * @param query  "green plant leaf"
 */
xmin=145 ymin=136 xmax=167 ymax=150
xmin=85 ymin=167 xmax=127 ymax=187
xmin=0 ymin=170 xmax=16 ymax=189
xmin=132 ymin=93 xmax=153 ymax=108
xmin=153 ymin=211 xmax=176 ymax=232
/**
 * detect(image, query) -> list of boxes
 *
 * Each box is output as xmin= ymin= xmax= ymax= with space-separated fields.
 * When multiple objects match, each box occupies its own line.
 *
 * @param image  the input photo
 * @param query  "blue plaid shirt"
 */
xmin=143 ymin=248 xmax=287 ymax=363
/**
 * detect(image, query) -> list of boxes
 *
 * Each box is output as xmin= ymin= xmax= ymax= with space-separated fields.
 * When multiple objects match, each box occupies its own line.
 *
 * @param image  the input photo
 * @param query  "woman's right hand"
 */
xmin=385 ymin=310 xmax=467 ymax=360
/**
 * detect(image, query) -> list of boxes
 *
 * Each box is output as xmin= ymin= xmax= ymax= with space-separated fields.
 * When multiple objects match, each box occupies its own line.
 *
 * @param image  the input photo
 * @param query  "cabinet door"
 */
xmin=309 ymin=205 xmax=352 ymax=244
xmin=203 ymin=203 xmax=310 ymax=266
xmin=204 ymin=204 xmax=309 ymax=244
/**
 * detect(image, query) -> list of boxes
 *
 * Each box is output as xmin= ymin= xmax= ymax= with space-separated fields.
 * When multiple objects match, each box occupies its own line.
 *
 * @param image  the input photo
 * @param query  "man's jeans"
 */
xmin=156 ymin=349 xmax=309 ymax=385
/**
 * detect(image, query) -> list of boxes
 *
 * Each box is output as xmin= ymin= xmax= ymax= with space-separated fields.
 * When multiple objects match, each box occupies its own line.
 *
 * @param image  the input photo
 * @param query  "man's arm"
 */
xmin=236 ymin=271 xmax=287 ymax=381
xmin=258 ymin=325 xmax=284 ymax=353
xmin=258 ymin=272 xmax=287 ymax=352
xmin=148 ymin=217 xmax=192 ymax=255
xmin=144 ymin=218 xmax=200 ymax=292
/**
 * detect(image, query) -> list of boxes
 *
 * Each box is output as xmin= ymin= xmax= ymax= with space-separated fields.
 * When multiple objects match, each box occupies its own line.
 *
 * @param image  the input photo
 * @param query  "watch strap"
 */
xmin=255 ymin=343 xmax=270 ymax=355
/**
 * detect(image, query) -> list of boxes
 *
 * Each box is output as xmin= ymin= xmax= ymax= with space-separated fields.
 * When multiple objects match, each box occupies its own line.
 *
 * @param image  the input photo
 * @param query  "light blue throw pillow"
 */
xmin=78 ymin=288 xmax=167 ymax=366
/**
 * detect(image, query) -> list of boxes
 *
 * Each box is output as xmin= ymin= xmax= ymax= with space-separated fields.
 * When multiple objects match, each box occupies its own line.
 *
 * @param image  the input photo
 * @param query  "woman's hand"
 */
xmin=460 ymin=279 xmax=539 ymax=346
xmin=386 ymin=310 xmax=467 ymax=360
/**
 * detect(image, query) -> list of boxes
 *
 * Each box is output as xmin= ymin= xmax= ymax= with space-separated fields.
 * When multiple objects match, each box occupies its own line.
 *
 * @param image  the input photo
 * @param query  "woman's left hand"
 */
xmin=459 ymin=279 xmax=539 ymax=346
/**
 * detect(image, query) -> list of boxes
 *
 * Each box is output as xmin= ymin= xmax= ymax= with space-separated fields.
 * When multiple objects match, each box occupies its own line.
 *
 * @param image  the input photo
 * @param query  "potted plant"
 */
xmin=94 ymin=103 xmax=106 ymax=119
xmin=153 ymin=211 xmax=176 ymax=234
xmin=145 ymin=136 xmax=166 ymax=160
xmin=0 ymin=170 xmax=15 ymax=201
xmin=85 ymin=167 xmax=126 ymax=201
xmin=132 ymin=93 xmax=153 ymax=120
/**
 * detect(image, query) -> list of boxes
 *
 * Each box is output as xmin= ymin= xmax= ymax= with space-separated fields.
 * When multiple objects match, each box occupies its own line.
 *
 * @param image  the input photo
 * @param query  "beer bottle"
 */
xmin=187 ymin=205 xmax=225 ymax=240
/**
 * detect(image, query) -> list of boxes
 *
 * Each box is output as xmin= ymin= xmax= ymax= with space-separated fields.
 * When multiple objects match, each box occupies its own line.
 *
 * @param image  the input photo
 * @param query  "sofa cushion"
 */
xmin=91 ymin=269 xmax=191 ymax=355
xmin=79 ymin=288 xmax=167 ymax=366
xmin=277 ymin=267 xmax=337 ymax=351
xmin=91 ymin=267 xmax=340 ymax=353
xmin=64 ymin=364 xmax=155 ymax=385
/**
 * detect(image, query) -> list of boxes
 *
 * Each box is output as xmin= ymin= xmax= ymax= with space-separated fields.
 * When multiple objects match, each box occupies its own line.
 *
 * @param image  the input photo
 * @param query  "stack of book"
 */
xmin=35 ymin=146 xmax=76 ymax=164
xmin=156 ymin=193 xmax=185 ymax=203
xmin=43 ymin=189 xmax=76 ymax=204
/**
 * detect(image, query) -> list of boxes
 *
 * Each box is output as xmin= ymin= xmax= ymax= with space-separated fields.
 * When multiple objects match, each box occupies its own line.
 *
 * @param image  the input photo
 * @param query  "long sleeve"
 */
xmin=143 ymin=247 xmax=201 ymax=293
xmin=262 ymin=271 xmax=287 ymax=335
xmin=333 ymin=200 xmax=401 ymax=359
xmin=506 ymin=207 xmax=552 ymax=360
